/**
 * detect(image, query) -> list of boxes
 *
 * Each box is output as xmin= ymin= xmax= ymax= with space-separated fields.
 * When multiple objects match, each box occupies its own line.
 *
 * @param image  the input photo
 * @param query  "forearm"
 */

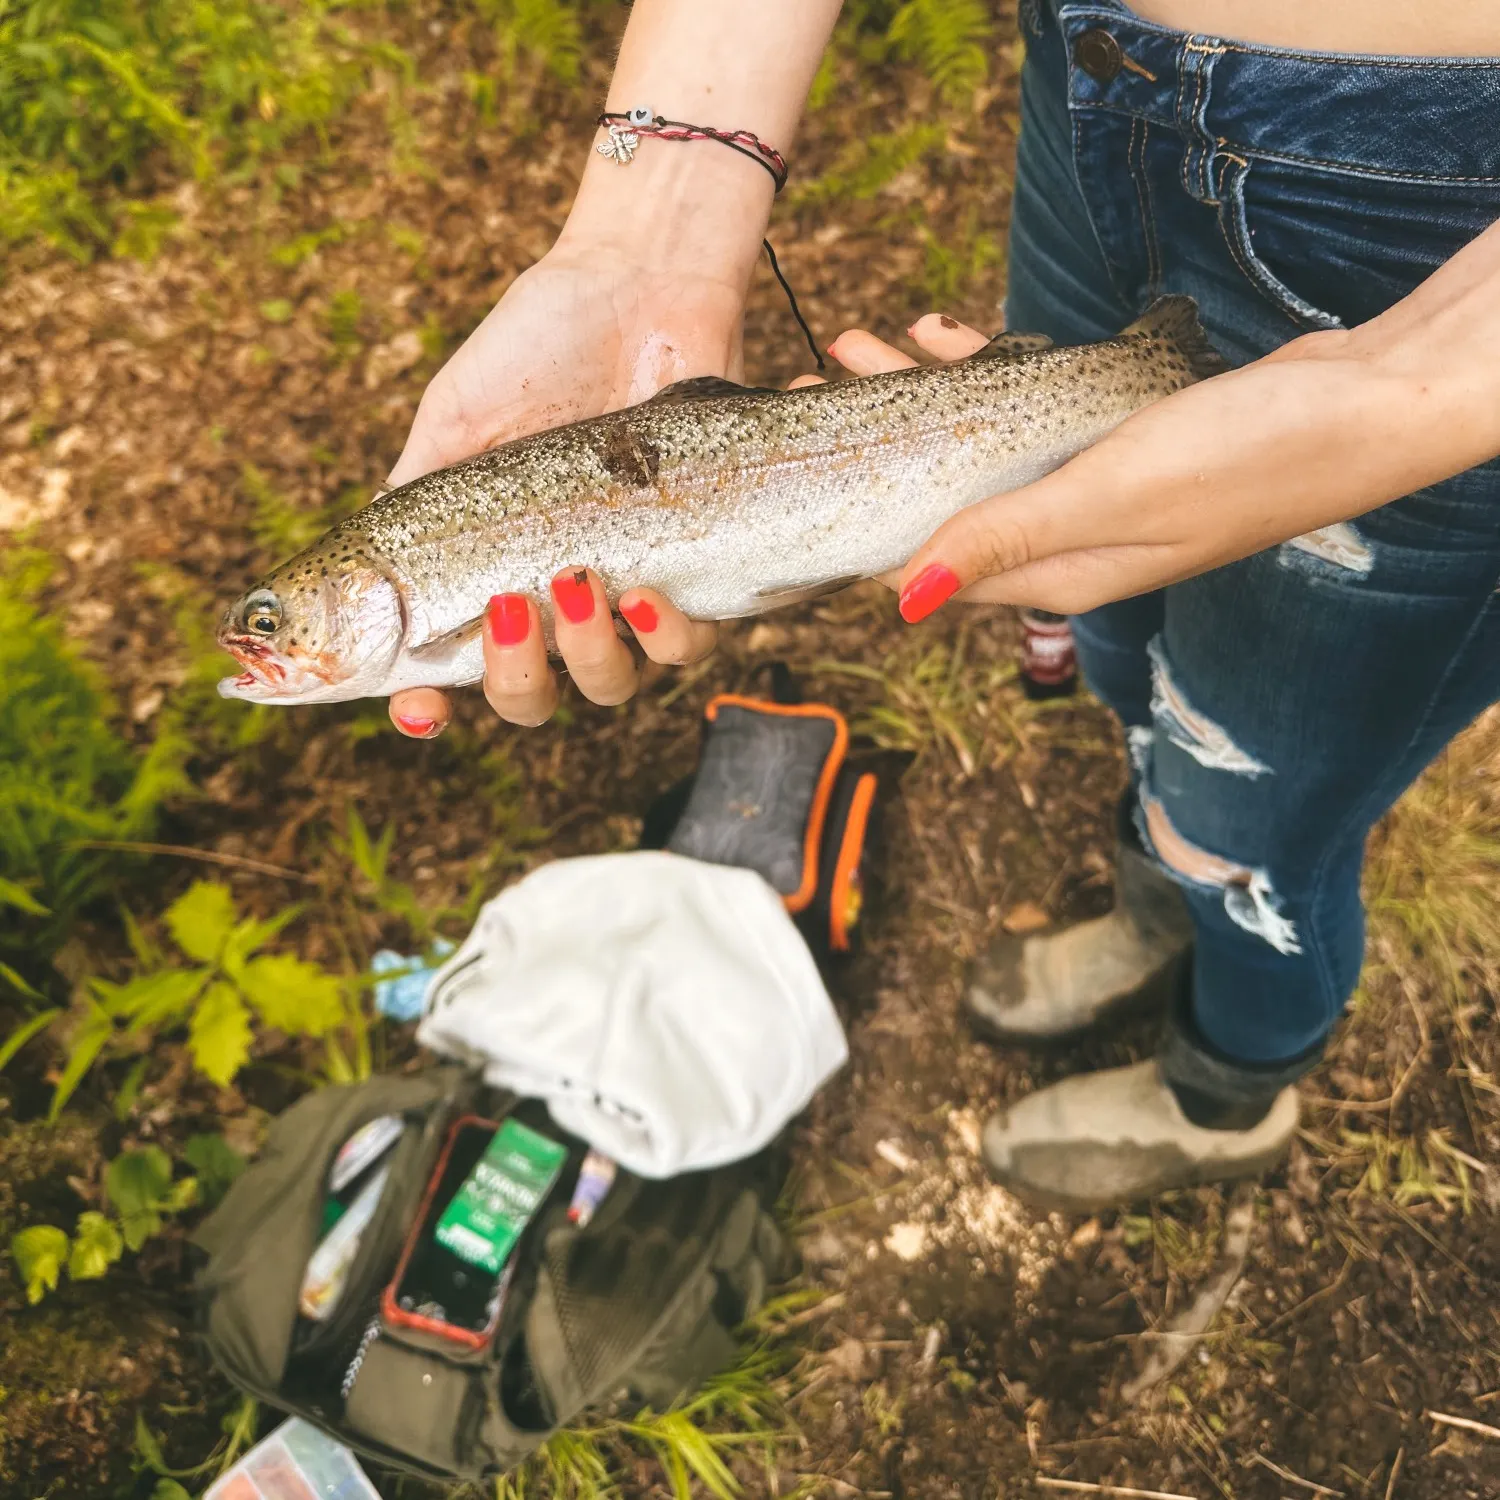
xmin=1063 ymin=220 xmax=1500 ymax=556
xmin=1333 ymin=213 xmax=1500 ymax=487
xmin=890 ymin=219 xmax=1500 ymax=616
xmin=556 ymin=0 xmax=843 ymax=288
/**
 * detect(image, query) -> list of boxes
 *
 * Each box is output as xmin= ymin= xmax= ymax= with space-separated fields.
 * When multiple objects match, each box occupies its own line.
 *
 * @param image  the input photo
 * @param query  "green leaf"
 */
xmin=105 ymin=1146 xmax=173 ymax=1251
xmin=323 ymin=1035 xmax=354 ymax=1084
xmin=182 ymin=1134 xmax=246 ymax=1208
xmin=121 ymin=906 xmax=163 ymax=969
xmin=11 ymin=1225 xmax=69 ymax=1304
xmin=150 ymin=1481 xmax=192 ymax=1500
xmin=68 ymin=1211 xmax=124 ymax=1280
xmin=163 ymin=1177 xmax=199 ymax=1213
xmin=101 ymin=967 xmax=209 ymax=1031
xmin=259 ymin=298 xmax=295 ymax=324
xmin=0 ymin=874 xmax=50 ymax=916
xmin=345 ymin=804 xmax=379 ymax=881
xmin=0 ymin=960 xmax=45 ymax=1002
xmin=220 ymin=904 xmax=303 ymax=977
xmin=0 ymin=1007 xmax=61 ymax=1073
xmin=135 ymin=1411 xmax=185 ymax=1479
xmin=188 ymin=981 xmax=252 ymax=1086
xmin=239 ymin=954 xmax=346 ymax=1037
xmin=114 ymin=1054 xmax=152 ymax=1120
xmin=48 ymin=1004 xmax=115 ymax=1123
xmin=164 ymin=881 xmax=237 ymax=963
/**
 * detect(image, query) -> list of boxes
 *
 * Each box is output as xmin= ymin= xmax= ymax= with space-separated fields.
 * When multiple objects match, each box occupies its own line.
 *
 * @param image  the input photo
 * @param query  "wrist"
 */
xmin=557 ymin=133 xmax=774 ymax=290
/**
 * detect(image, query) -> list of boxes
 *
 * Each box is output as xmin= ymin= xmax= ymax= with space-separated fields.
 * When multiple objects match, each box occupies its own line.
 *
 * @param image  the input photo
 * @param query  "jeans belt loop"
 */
xmin=1175 ymin=35 xmax=1229 ymax=206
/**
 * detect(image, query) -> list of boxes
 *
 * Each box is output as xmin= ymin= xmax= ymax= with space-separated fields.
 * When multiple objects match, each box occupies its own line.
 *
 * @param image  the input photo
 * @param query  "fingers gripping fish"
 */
xmin=217 ymin=298 xmax=1225 ymax=706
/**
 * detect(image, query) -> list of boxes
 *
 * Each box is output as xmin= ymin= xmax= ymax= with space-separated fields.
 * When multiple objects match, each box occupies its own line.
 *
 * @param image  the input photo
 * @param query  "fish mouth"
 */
xmin=217 ymin=635 xmax=289 ymax=698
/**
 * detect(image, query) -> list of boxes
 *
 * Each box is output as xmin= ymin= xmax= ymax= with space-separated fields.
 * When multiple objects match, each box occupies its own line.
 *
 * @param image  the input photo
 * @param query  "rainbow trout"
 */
xmin=217 ymin=297 xmax=1223 ymax=705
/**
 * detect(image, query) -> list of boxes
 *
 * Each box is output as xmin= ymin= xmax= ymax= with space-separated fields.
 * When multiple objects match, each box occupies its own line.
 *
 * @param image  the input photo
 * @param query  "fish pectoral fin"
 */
xmin=647 ymin=375 xmax=781 ymax=403
xmin=971 ymin=331 xmax=1055 ymax=360
xmin=406 ymin=613 xmax=486 ymax=661
xmin=753 ymin=574 xmax=864 ymax=608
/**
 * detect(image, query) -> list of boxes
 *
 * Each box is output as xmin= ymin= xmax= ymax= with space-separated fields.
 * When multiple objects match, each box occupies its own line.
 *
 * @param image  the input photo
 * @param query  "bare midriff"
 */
xmin=1125 ymin=1 xmax=1500 ymax=57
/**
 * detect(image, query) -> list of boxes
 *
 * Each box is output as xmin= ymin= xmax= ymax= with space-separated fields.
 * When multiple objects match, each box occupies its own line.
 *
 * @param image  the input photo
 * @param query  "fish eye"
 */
xmin=242 ymin=594 xmax=282 ymax=635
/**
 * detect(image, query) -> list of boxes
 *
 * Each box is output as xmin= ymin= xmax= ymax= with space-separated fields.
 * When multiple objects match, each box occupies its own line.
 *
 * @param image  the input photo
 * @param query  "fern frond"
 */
xmin=887 ymin=0 xmax=992 ymax=106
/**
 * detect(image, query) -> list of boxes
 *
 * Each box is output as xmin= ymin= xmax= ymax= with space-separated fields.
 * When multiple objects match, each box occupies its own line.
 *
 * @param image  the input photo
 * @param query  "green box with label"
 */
xmin=434 ymin=1118 xmax=568 ymax=1275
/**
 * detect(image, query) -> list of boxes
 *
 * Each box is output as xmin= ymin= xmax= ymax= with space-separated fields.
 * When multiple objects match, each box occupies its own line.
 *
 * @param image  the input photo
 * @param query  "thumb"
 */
xmin=895 ymin=490 xmax=1043 ymax=622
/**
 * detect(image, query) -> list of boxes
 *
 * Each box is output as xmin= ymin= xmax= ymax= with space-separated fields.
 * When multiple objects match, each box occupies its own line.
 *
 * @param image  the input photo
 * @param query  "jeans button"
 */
xmin=1074 ymin=27 xmax=1123 ymax=82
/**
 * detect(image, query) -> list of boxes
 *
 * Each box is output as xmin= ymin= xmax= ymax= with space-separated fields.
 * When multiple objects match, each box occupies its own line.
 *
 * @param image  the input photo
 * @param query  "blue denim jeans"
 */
xmin=1007 ymin=0 xmax=1500 ymax=1106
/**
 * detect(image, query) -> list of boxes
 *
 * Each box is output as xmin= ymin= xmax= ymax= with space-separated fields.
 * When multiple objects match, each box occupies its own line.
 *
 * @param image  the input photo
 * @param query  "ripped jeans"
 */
xmin=1008 ymin=0 xmax=1500 ymax=1105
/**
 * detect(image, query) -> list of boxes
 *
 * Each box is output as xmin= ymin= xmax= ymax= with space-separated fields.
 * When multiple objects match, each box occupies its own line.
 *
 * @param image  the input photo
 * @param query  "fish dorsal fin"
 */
xmin=647 ymin=375 xmax=779 ymax=403
xmin=970 ymin=330 xmax=1055 ymax=361
xmin=1119 ymin=295 xmax=1228 ymax=379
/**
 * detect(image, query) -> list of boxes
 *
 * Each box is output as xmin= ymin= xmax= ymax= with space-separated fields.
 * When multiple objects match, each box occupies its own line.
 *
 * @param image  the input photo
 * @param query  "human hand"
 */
xmin=385 ymin=249 xmax=729 ymax=737
xmin=814 ymin=294 xmax=1500 ymax=621
xmin=877 ymin=305 xmax=1500 ymax=620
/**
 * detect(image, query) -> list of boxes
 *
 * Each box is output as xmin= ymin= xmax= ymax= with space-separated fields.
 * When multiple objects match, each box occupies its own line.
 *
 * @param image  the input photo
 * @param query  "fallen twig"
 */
xmin=67 ymin=839 xmax=318 ymax=883
xmin=1247 ymin=1452 xmax=1343 ymax=1496
xmin=1301 ymin=1041 xmax=1426 ymax=1116
xmin=1036 ymin=1479 xmax=1199 ymax=1500
xmin=1383 ymin=1446 xmax=1404 ymax=1500
xmin=1425 ymin=1411 xmax=1500 ymax=1442
xmin=1122 ymin=1183 xmax=1256 ymax=1403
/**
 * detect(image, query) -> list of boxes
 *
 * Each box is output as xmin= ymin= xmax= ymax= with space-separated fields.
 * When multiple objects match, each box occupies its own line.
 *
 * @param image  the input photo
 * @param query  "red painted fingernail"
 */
xmin=898 ymin=563 xmax=960 ymax=624
xmin=395 ymin=715 xmax=440 ymax=738
xmin=551 ymin=569 xmax=595 ymax=624
xmin=620 ymin=597 xmax=658 ymax=634
xmin=488 ymin=593 xmax=530 ymax=646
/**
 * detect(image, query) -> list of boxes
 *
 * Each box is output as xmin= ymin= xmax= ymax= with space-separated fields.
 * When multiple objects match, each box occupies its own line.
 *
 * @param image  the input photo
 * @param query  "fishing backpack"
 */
xmin=193 ymin=1066 xmax=791 ymax=1483
xmin=194 ymin=667 xmax=889 ymax=1481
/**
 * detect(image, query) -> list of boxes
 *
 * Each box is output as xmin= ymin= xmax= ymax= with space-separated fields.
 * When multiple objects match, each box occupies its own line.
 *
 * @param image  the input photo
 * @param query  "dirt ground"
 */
xmin=4 ymin=7 xmax=1500 ymax=1500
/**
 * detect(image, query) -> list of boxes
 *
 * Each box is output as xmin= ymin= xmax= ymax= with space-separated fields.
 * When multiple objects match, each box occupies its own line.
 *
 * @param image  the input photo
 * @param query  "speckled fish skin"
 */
xmin=217 ymin=297 xmax=1224 ymax=706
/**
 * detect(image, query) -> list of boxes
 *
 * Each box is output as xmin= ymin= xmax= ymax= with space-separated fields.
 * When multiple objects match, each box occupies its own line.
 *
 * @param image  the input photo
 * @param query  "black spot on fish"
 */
xmin=597 ymin=422 xmax=661 ymax=487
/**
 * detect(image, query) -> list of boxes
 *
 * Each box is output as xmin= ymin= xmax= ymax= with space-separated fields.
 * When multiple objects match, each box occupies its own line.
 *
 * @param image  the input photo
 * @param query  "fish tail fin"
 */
xmin=1121 ymin=296 xmax=1228 ymax=380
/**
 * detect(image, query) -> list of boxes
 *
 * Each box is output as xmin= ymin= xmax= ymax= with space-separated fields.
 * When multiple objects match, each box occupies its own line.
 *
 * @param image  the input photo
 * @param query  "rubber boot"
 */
xmin=980 ymin=1057 xmax=1299 ymax=1212
xmin=966 ymin=798 xmax=1193 ymax=1043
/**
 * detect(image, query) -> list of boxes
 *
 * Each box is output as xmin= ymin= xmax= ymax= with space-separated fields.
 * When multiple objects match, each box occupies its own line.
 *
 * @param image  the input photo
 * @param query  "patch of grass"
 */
xmin=0 ymin=553 xmax=191 ymax=989
xmin=135 ymin=562 xmax=277 ymax=751
xmin=269 ymin=219 xmax=359 ymax=269
xmin=790 ymin=123 xmax=947 ymax=207
xmin=921 ymin=206 xmax=1004 ymax=305
xmin=1353 ymin=711 xmax=1500 ymax=1144
xmin=491 ymin=1333 xmax=800 ymax=1500
xmin=1362 ymin=710 xmax=1500 ymax=1020
xmin=3 ymin=878 xmax=367 ymax=1120
xmin=813 ymin=617 xmax=1035 ymax=777
xmin=1123 ymin=1192 xmax=1225 ymax=1280
xmin=325 ymin=287 xmax=365 ymax=359
xmin=1307 ymin=1125 xmax=1483 ymax=1214
xmin=336 ymin=805 xmax=490 ymax=950
xmin=482 ymin=0 xmax=586 ymax=86
xmin=0 ymin=0 xmax=411 ymax=258
xmin=241 ymin=462 xmax=328 ymax=556
xmin=808 ymin=0 xmax=994 ymax=112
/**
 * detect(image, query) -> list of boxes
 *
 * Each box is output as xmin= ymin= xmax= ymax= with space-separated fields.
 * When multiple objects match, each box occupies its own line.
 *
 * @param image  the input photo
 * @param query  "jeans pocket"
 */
xmin=1216 ymin=157 xmax=1345 ymax=333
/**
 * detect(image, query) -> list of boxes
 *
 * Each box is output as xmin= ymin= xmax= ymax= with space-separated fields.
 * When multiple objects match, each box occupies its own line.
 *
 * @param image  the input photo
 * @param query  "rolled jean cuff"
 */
xmin=1158 ymin=995 xmax=1325 ymax=1109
